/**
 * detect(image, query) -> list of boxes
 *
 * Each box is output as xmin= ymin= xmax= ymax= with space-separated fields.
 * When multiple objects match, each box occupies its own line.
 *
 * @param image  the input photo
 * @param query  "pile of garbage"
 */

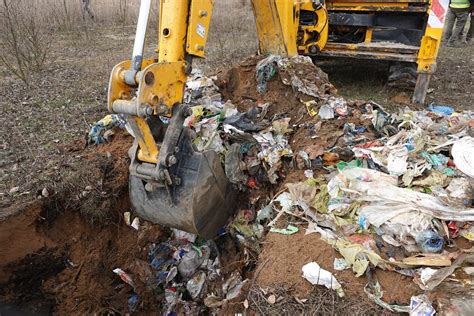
xmin=183 ymin=55 xmax=342 ymax=188
xmin=87 ymin=114 xmax=128 ymax=145
xmin=183 ymin=55 xmax=474 ymax=314
xmin=113 ymin=226 xmax=248 ymax=314
xmin=98 ymin=55 xmax=473 ymax=314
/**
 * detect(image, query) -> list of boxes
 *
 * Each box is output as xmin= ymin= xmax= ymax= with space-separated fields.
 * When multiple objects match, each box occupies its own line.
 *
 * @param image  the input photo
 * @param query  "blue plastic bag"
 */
xmin=428 ymin=103 xmax=454 ymax=116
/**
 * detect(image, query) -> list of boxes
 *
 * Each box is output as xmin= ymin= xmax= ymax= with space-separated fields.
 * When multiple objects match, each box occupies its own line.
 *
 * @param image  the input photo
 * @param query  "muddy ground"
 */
xmin=0 ymin=24 xmax=473 ymax=315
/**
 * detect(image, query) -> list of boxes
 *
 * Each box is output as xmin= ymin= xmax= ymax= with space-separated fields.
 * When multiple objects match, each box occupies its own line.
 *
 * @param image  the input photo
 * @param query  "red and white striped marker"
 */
xmin=428 ymin=0 xmax=449 ymax=28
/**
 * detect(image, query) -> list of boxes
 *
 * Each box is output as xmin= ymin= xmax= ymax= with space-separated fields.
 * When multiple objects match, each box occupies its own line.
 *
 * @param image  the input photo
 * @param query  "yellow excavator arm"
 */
xmin=108 ymin=0 xmax=328 ymax=164
xmin=106 ymin=0 xmax=328 ymax=238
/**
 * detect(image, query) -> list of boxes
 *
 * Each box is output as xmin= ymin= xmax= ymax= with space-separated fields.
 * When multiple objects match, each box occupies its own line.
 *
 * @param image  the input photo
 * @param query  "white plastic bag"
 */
xmin=302 ymin=262 xmax=344 ymax=297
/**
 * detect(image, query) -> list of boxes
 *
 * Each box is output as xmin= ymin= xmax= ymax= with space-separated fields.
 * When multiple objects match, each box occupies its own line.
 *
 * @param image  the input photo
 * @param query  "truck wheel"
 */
xmin=388 ymin=61 xmax=417 ymax=89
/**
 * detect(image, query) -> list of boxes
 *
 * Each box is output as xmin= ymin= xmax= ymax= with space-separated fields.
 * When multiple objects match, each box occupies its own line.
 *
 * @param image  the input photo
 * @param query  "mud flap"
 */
xmin=129 ymin=129 xmax=237 ymax=239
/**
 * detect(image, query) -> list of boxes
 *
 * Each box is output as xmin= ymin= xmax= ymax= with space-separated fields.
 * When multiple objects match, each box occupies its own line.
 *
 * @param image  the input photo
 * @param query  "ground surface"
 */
xmin=1 ymin=17 xmax=473 ymax=315
xmin=317 ymin=45 xmax=473 ymax=112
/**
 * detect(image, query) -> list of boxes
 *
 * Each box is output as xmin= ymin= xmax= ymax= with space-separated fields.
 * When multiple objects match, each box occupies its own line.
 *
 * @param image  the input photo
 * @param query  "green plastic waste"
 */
xmin=270 ymin=225 xmax=299 ymax=235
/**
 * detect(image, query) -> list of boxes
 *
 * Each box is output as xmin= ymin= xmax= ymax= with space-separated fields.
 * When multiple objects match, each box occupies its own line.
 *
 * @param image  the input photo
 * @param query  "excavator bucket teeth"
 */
xmin=129 ymin=131 xmax=237 ymax=239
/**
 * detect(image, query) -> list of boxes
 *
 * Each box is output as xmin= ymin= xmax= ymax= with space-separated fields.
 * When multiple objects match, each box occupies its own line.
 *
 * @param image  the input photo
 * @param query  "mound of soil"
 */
xmin=216 ymin=56 xmax=336 ymax=123
xmin=216 ymin=56 xmax=376 ymax=158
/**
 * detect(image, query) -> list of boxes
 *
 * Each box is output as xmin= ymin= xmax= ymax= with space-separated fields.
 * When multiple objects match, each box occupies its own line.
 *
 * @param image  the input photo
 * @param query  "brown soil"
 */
xmin=216 ymin=56 xmax=336 ymax=122
xmin=0 ymin=131 xmax=168 ymax=314
xmin=256 ymin=231 xmax=420 ymax=306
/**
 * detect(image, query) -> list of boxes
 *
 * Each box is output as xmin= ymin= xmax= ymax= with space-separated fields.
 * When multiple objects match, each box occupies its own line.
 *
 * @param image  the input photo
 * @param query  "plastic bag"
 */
xmin=186 ymin=271 xmax=206 ymax=300
xmin=410 ymin=295 xmax=436 ymax=316
xmin=302 ymin=262 xmax=345 ymax=297
xmin=415 ymin=230 xmax=444 ymax=253
xmin=452 ymin=137 xmax=474 ymax=178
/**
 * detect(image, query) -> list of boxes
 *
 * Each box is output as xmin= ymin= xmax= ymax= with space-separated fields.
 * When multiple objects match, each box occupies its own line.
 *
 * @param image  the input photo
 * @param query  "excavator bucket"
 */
xmin=129 ymin=127 xmax=237 ymax=239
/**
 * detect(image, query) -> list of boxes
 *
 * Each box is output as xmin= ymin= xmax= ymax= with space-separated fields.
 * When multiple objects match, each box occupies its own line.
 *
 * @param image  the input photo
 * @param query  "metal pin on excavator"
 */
xmin=108 ymin=0 xmax=448 ymax=238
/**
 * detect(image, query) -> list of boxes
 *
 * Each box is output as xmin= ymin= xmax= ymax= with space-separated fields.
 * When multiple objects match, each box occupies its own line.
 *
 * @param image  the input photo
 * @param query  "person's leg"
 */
xmin=450 ymin=9 xmax=469 ymax=44
xmin=81 ymin=0 xmax=95 ymax=20
xmin=444 ymin=8 xmax=456 ymax=41
xmin=467 ymin=13 xmax=473 ymax=41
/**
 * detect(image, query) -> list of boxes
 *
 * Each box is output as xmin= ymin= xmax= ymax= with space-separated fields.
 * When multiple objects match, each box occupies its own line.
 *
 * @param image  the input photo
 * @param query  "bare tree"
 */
xmin=62 ymin=0 xmax=71 ymax=25
xmin=81 ymin=0 xmax=95 ymax=21
xmin=0 ymin=0 xmax=50 ymax=87
xmin=117 ymin=0 xmax=129 ymax=25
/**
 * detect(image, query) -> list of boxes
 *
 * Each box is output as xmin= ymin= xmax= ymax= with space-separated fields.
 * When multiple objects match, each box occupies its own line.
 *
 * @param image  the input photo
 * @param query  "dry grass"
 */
xmin=0 ymin=0 xmax=256 ymax=83
xmin=247 ymin=284 xmax=389 ymax=316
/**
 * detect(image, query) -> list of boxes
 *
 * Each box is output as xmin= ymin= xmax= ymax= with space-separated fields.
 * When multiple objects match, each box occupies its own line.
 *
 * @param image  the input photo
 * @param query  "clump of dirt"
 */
xmin=216 ymin=56 xmax=336 ymax=122
xmin=55 ymin=131 xmax=132 ymax=223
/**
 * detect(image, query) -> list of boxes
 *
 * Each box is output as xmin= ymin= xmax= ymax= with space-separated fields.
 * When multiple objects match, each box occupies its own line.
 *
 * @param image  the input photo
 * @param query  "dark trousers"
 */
xmin=444 ymin=7 xmax=470 ymax=43
xmin=467 ymin=12 xmax=473 ymax=40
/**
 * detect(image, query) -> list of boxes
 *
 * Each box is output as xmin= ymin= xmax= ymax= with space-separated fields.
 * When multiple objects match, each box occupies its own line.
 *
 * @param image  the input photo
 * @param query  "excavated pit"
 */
xmin=0 ymin=133 xmax=153 ymax=314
